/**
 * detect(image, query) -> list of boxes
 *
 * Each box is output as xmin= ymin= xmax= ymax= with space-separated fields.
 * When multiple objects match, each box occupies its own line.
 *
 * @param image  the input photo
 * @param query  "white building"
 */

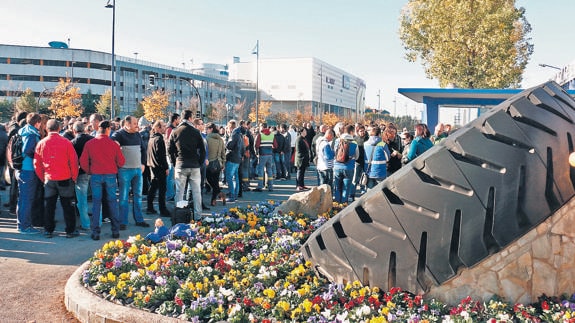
xmin=230 ymin=57 xmax=366 ymax=122
xmin=0 ymin=44 xmax=235 ymax=117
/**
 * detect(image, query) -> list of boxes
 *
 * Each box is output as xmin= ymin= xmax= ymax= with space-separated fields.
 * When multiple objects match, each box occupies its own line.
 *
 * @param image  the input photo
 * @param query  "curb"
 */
xmin=65 ymin=261 xmax=183 ymax=323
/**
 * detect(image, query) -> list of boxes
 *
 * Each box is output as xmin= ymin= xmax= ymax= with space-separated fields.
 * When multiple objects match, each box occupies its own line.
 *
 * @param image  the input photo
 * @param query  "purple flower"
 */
xmin=113 ymin=257 xmax=123 ymax=268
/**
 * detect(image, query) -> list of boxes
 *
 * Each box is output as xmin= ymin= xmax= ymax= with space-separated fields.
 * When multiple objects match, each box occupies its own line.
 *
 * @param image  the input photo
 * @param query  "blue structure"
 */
xmin=398 ymin=86 xmax=575 ymax=132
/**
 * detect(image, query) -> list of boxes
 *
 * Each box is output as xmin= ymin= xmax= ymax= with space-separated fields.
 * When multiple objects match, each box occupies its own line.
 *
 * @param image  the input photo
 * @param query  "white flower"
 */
xmin=355 ymin=304 xmax=371 ymax=317
xmin=228 ymin=303 xmax=241 ymax=317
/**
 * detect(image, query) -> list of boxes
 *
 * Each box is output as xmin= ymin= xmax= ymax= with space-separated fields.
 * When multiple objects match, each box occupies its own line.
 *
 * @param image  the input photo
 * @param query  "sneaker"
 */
xmin=19 ymin=227 xmax=40 ymax=235
xmin=91 ymin=234 xmax=100 ymax=241
xmin=268 ymin=188 xmax=274 ymax=192
xmin=146 ymin=209 xmax=158 ymax=214
xmin=119 ymin=224 xmax=127 ymax=231
xmin=135 ymin=221 xmax=150 ymax=228
xmin=43 ymin=231 xmax=53 ymax=238
xmin=66 ymin=230 xmax=80 ymax=238
xmin=226 ymin=197 xmax=236 ymax=203
xmin=253 ymin=188 xmax=263 ymax=192
xmin=112 ymin=232 xmax=120 ymax=239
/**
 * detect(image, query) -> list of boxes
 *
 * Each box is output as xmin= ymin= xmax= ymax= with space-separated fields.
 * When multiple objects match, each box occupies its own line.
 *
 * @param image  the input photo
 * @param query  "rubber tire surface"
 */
xmin=301 ymin=81 xmax=575 ymax=294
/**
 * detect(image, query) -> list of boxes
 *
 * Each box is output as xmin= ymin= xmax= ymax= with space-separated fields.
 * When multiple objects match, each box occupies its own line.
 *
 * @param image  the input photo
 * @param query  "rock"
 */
xmin=274 ymin=184 xmax=332 ymax=218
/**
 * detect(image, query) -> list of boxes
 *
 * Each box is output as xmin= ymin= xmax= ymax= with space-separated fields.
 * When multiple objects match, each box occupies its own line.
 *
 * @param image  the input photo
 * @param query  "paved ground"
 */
xmin=0 ymin=169 xmax=319 ymax=322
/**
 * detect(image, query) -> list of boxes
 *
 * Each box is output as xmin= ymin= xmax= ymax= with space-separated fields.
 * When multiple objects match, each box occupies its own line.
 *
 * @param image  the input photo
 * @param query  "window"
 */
xmin=43 ymin=59 xmax=67 ymax=67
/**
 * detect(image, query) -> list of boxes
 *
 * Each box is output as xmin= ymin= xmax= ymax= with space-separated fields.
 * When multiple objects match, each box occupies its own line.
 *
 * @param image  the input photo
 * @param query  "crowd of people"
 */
xmin=3 ymin=107 xmax=452 ymax=240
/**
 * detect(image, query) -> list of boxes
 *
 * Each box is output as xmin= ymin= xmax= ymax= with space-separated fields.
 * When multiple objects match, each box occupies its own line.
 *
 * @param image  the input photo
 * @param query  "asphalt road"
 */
xmin=0 ymin=168 xmax=319 ymax=322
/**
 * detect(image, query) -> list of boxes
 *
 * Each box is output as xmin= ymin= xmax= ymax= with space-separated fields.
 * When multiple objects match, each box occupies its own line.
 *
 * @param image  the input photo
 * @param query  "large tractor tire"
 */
xmin=301 ymin=81 xmax=575 ymax=294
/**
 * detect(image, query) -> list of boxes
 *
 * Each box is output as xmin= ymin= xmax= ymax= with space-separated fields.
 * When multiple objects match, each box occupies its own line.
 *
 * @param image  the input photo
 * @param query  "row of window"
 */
xmin=0 ymin=57 xmax=110 ymax=71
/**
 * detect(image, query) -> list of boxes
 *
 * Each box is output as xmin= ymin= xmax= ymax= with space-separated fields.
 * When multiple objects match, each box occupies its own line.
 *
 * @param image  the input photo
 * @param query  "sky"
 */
xmin=1 ymin=0 xmax=574 ymax=117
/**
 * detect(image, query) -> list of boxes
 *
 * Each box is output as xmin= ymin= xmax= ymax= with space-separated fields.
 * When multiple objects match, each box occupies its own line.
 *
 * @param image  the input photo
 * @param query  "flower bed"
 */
xmin=82 ymin=201 xmax=575 ymax=322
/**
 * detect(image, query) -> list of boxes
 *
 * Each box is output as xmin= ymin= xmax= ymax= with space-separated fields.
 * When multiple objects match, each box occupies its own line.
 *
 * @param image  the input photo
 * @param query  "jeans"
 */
xmin=166 ymin=164 xmax=175 ymax=200
xmin=318 ymin=169 xmax=333 ymax=189
xmin=206 ymin=166 xmax=222 ymax=202
xmin=174 ymin=167 xmax=202 ymax=218
xmin=225 ymin=161 xmax=240 ymax=199
xmin=8 ymin=167 xmax=18 ymax=212
xmin=256 ymin=155 xmax=274 ymax=190
xmin=296 ymin=166 xmax=307 ymax=188
xmin=44 ymin=179 xmax=76 ymax=234
xmin=118 ymin=168 xmax=144 ymax=225
xmin=333 ymin=168 xmax=354 ymax=203
xmin=240 ymin=156 xmax=251 ymax=189
xmin=75 ymin=173 xmax=91 ymax=229
xmin=273 ymin=153 xmax=284 ymax=178
xmin=283 ymin=150 xmax=292 ymax=179
xmin=16 ymin=170 xmax=39 ymax=231
xmin=351 ymin=162 xmax=364 ymax=199
xmin=90 ymin=174 xmax=120 ymax=236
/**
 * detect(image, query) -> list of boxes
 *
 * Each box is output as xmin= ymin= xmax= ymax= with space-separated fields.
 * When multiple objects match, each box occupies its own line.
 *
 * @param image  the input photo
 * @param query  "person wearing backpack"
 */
xmin=5 ymin=111 xmax=27 ymax=215
xmin=332 ymin=124 xmax=359 ymax=203
xmin=16 ymin=113 xmax=42 ymax=234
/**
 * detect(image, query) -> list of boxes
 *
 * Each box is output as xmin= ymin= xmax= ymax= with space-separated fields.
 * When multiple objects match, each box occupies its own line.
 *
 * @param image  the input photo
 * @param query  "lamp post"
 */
xmin=252 ymin=40 xmax=259 ymax=125
xmin=318 ymin=64 xmax=324 ymax=122
xmin=538 ymin=63 xmax=561 ymax=70
xmin=105 ymin=0 xmax=116 ymax=119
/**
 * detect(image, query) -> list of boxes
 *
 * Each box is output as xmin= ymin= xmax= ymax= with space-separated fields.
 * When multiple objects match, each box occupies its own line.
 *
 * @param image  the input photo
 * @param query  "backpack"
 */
xmin=243 ymin=135 xmax=250 ymax=158
xmin=6 ymin=133 xmax=24 ymax=170
xmin=335 ymin=139 xmax=351 ymax=163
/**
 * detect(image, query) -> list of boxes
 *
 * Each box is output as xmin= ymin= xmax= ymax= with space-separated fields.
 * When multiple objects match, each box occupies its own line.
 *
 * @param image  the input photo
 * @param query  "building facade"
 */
xmin=0 ymin=44 xmax=235 ymax=118
xmin=0 ymin=44 xmax=366 ymax=123
xmin=229 ymin=57 xmax=366 ymax=122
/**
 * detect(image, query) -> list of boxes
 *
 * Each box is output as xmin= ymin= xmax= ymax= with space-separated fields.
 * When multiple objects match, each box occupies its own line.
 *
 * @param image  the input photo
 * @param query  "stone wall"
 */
xmin=426 ymin=197 xmax=575 ymax=305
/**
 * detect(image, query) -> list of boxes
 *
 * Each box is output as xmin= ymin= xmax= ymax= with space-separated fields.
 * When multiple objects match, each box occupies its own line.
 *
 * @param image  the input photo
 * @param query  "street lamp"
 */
xmin=105 ymin=0 xmax=116 ymax=119
xmin=252 ymin=40 xmax=259 ymax=125
xmin=538 ymin=63 xmax=561 ymax=70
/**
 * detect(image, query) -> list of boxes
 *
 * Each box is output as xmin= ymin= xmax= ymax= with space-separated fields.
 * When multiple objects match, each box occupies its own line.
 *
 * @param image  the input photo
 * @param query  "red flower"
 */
xmin=174 ymin=296 xmax=183 ymax=307
xmin=105 ymin=261 xmax=113 ymax=269
xmin=541 ymin=300 xmax=549 ymax=311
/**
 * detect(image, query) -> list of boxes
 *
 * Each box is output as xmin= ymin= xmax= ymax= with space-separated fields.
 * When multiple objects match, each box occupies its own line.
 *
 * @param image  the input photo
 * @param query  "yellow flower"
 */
xmin=117 ymin=280 xmax=126 ymax=289
xmin=114 ymin=240 xmax=123 ymax=248
xmin=106 ymin=272 xmax=116 ymax=282
xmin=302 ymin=299 xmax=313 ymax=313
xmin=263 ymin=288 xmax=276 ymax=299
xmin=276 ymin=300 xmax=290 ymax=312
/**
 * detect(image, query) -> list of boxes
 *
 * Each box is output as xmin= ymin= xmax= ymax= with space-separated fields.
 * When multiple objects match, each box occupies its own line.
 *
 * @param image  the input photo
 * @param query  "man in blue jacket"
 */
xmin=333 ymin=124 xmax=359 ymax=203
xmin=16 ymin=113 xmax=42 ymax=234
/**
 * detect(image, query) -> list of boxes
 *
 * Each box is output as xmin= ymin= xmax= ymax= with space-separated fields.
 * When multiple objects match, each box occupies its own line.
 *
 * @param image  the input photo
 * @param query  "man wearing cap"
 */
xmin=80 ymin=121 xmax=125 ymax=241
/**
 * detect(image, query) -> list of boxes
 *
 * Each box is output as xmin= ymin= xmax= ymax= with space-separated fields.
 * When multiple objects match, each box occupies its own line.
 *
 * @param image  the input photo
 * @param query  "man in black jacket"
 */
xmin=168 ymin=110 xmax=206 ymax=218
xmin=146 ymin=120 xmax=169 ymax=216
xmin=71 ymin=121 xmax=94 ymax=230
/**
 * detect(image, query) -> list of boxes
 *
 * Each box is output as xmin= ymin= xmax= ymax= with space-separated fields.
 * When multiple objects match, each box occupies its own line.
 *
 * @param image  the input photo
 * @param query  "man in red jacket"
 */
xmin=80 ymin=120 xmax=125 ymax=241
xmin=34 ymin=119 xmax=79 ymax=238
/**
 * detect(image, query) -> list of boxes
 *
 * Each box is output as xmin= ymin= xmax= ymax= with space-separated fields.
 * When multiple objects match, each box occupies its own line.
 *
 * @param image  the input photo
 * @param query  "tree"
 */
xmin=248 ymin=101 xmax=272 ymax=125
xmin=15 ymin=88 xmax=39 ymax=113
xmin=209 ymin=99 xmax=227 ymax=123
xmin=399 ymin=0 xmax=533 ymax=88
xmin=82 ymin=89 xmax=98 ymax=117
xmin=0 ymin=99 xmax=14 ymax=121
xmin=270 ymin=111 xmax=290 ymax=126
xmin=133 ymin=102 xmax=145 ymax=119
xmin=321 ymin=112 xmax=339 ymax=127
xmin=49 ymin=78 xmax=82 ymax=119
xmin=96 ymin=89 xmax=120 ymax=119
xmin=141 ymin=90 xmax=169 ymax=122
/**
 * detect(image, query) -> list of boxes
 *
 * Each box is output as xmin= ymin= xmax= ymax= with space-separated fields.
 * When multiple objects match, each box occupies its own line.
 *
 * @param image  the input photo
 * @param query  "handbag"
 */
xmin=361 ymin=144 xmax=377 ymax=186
xmin=207 ymin=159 xmax=221 ymax=173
